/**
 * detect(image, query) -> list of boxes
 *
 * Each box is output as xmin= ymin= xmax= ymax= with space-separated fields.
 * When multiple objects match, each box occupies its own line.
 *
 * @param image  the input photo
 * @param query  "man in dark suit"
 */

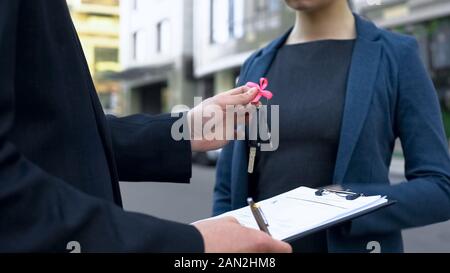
xmin=0 ymin=0 xmax=291 ymax=252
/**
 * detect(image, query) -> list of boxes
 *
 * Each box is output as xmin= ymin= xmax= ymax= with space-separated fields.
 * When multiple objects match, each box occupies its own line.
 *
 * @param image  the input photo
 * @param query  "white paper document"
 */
xmin=212 ymin=187 xmax=388 ymax=241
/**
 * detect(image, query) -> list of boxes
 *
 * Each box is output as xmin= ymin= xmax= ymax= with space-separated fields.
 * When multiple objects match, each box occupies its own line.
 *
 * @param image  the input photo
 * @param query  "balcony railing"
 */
xmin=67 ymin=0 xmax=120 ymax=15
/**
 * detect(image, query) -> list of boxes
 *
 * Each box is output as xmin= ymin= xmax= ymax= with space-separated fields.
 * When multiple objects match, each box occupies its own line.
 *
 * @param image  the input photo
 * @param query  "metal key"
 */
xmin=258 ymin=105 xmax=273 ymax=150
xmin=247 ymin=106 xmax=260 ymax=174
xmin=248 ymin=145 xmax=257 ymax=174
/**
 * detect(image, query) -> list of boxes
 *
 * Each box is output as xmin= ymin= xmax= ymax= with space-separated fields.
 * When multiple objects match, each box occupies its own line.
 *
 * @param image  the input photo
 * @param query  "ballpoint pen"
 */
xmin=247 ymin=197 xmax=271 ymax=236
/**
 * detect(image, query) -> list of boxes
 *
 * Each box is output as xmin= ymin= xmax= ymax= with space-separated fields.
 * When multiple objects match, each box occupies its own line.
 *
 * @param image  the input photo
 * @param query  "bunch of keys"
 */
xmin=248 ymin=106 xmax=272 ymax=174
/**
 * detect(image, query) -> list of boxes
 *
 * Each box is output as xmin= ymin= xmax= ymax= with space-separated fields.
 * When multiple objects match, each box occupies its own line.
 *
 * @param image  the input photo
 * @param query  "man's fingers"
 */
xmin=222 ymin=216 xmax=241 ymax=224
xmin=237 ymin=87 xmax=258 ymax=104
xmin=228 ymin=86 xmax=249 ymax=95
xmin=222 ymin=87 xmax=258 ymax=106
xmin=256 ymin=233 xmax=292 ymax=253
xmin=269 ymin=240 xmax=292 ymax=253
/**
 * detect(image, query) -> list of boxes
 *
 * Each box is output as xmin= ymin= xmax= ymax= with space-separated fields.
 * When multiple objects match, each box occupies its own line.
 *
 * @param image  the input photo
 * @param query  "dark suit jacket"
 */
xmin=0 ymin=0 xmax=203 ymax=252
xmin=214 ymin=15 xmax=450 ymax=252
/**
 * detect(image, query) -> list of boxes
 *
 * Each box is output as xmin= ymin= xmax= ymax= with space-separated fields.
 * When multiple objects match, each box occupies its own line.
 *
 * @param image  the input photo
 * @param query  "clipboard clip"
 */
xmin=315 ymin=188 xmax=363 ymax=200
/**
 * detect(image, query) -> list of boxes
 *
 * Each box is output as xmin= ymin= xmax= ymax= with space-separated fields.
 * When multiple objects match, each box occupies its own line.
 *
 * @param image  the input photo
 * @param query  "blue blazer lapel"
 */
xmin=230 ymin=141 xmax=250 ymax=208
xmin=333 ymin=16 xmax=382 ymax=184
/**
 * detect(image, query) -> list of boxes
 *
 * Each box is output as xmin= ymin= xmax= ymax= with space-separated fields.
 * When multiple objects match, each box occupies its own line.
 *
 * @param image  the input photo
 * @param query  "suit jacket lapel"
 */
xmin=333 ymin=16 xmax=382 ymax=184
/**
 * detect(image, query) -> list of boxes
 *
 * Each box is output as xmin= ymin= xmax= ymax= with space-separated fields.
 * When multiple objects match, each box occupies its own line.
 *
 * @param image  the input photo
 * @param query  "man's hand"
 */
xmin=189 ymin=86 xmax=259 ymax=152
xmin=193 ymin=217 xmax=292 ymax=253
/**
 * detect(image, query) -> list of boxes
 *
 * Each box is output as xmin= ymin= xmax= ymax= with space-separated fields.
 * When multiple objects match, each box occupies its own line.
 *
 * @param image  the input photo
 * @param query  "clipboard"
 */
xmin=208 ymin=186 xmax=396 ymax=242
xmin=283 ymin=199 xmax=397 ymax=243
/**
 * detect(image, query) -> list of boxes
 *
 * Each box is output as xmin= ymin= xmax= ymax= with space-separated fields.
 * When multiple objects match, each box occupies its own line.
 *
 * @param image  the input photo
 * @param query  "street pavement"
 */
xmin=120 ymin=161 xmax=450 ymax=253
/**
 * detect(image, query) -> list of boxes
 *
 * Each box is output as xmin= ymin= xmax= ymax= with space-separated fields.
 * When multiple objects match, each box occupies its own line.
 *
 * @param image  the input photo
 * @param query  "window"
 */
xmin=132 ymin=32 xmax=138 ymax=60
xmin=211 ymin=0 xmax=230 ymax=44
xmin=268 ymin=0 xmax=280 ymax=12
xmin=230 ymin=0 xmax=244 ymax=39
xmin=431 ymin=20 xmax=450 ymax=70
xmin=210 ymin=0 xmax=245 ymax=44
xmin=82 ymin=0 xmax=118 ymax=5
xmin=132 ymin=31 xmax=145 ymax=61
xmin=94 ymin=47 xmax=119 ymax=78
xmin=98 ymin=92 xmax=114 ymax=111
xmin=156 ymin=19 xmax=171 ymax=53
xmin=255 ymin=0 xmax=267 ymax=12
xmin=95 ymin=48 xmax=118 ymax=64
xmin=254 ymin=0 xmax=279 ymax=13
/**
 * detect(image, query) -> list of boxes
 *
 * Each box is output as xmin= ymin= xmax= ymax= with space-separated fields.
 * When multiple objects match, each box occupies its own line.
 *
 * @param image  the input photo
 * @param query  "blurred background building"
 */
xmin=193 ymin=0 xmax=294 ymax=97
xmin=114 ymin=0 xmax=196 ymax=114
xmin=354 ymin=0 xmax=450 ymax=139
xmin=67 ymin=0 xmax=123 ymax=115
xmin=112 ymin=0 xmax=296 ymax=114
xmin=67 ymin=0 xmax=450 ymax=140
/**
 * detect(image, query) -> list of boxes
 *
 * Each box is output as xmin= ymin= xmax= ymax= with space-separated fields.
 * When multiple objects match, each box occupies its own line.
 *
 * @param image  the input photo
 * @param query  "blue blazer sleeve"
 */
xmin=344 ymin=38 xmax=450 ymax=236
xmin=0 ymin=0 xmax=202 ymax=252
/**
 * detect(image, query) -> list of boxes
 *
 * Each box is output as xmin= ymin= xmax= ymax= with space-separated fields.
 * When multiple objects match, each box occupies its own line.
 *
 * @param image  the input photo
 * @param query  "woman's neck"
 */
xmin=286 ymin=1 xmax=356 ymax=45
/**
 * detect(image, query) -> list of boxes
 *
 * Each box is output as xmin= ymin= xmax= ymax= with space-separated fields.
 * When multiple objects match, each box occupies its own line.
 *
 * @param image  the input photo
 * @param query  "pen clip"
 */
xmin=247 ymin=198 xmax=271 ymax=236
xmin=257 ymin=204 xmax=269 ymax=227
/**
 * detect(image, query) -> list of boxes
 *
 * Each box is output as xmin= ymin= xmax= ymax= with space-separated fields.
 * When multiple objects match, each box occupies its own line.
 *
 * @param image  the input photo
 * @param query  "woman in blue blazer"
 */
xmin=214 ymin=0 xmax=450 ymax=253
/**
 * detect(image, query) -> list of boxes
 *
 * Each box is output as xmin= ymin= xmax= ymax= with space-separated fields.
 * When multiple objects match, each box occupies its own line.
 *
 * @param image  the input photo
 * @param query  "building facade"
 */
xmin=115 ymin=0 xmax=450 ymax=137
xmin=67 ymin=0 xmax=122 ymax=114
xmin=355 ymin=0 xmax=450 ymax=138
xmin=117 ymin=0 xmax=196 ymax=115
xmin=193 ymin=0 xmax=295 ymax=97
xmin=116 ymin=0 xmax=294 ymax=114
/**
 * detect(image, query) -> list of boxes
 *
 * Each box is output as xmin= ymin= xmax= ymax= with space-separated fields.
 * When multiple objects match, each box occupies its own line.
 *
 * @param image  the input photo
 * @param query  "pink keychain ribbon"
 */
xmin=246 ymin=78 xmax=273 ymax=104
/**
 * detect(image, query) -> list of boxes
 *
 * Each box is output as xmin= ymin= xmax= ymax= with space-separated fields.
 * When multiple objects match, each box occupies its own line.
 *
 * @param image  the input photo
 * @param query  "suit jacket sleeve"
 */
xmin=0 ymin=0 xmax=203 ymax=252
xmin=343 ymin=38 xmax=450 ymax=236
xmin=107 ymin=113 xmax=192 ymax=183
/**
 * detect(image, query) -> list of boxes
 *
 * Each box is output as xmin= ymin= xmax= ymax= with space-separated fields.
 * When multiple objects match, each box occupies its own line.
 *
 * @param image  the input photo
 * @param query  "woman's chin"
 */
xmin=284 ymin=0 xmax=335 ymax=12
